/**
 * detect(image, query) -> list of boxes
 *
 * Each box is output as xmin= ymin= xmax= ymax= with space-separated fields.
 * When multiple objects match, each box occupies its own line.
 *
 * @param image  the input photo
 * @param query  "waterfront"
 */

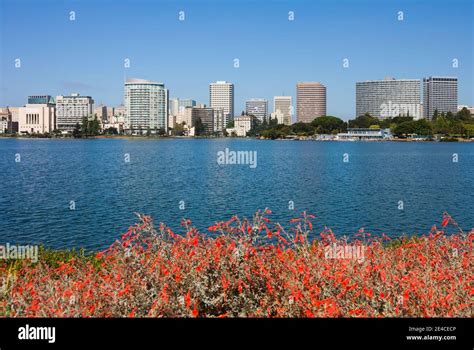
xmin=0 ymin=138 xmax=473 ymax=250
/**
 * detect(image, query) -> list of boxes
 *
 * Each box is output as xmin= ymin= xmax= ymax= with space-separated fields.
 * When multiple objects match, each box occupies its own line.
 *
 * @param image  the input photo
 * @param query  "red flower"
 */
xmin=192 ymin=305 xmax=198 ymax=317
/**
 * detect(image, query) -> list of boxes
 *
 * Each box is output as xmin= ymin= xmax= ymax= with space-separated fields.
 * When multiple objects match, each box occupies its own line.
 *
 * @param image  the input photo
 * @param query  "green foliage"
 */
xmin=393 ymin=119 xmax=433 ymax=137
xmin=194 ymin=117 xmax=206 ymax=136
xmin=311 ymin=116 xmax=346 ymax=134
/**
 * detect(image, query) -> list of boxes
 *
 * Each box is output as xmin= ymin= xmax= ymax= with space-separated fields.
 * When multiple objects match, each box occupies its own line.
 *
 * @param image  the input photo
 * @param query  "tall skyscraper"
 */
xmin=56 ymin=93 xmax=94 ymax=131
xmin=209 ymin=81 xmax=234 ymax=126
xmin=169 ymin=98 xmax=180 ymax=117
xmin=423 ymin=77 xmax=458 ymax=120
xmin=356 ymin=78 xmax=421 ymax=119
xmin=169 ymin=98 xmax=196 ymax=116
xmin=124 ymin=78 xmax=169 ymax=133
xmin=245 ymin=98 xmax=268 ymax=122
xmin=273 ymin=96 xmax=292 ymax=125
xmin=296 ymin=82 xmax=326 ymax=122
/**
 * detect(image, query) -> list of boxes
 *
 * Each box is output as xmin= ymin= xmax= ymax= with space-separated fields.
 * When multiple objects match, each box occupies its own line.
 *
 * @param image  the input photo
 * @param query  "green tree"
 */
xmin=194 ymin=117 xmax=206 ymax=136
xmin=72 ymin=123 xmax=82 ymax=138
xmin=348 ymin=113 xmax=378 ymax=128
xmin=310 ymin=116 xmax=346 ymax=134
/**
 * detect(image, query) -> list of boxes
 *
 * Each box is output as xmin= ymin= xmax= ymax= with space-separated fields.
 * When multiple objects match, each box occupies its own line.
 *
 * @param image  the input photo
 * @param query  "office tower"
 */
xmin=423 ymin=77 xmax=458 ymax=120
xmin=169 ymin=98 xmax=179 ymax=117
xmin=245 ymin=98 xmax=268 ymax=122
xmin=94 ymin=104 xmax=107 ymax=122
xmin=356 ymin=78 xmax=421 ymax=119
xmin=56 ymin=93 xmax=94 ymax=131
xmin=274 ymin=96 xmax=292 ymax=125
xmin=183 ymin=106 xmax=214 ymax=134
xmin=209 ymin=81 xmax=234 ymax=125
xmin=124 ymin=78 xmax=169 ymax=133
xmin=296 ymin=82 xmax=326 ymax=122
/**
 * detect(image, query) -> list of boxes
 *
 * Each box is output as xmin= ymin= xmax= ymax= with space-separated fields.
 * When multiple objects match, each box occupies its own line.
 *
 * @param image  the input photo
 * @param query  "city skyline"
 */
xmin=1 ymin=0 xmax=472 ymax=120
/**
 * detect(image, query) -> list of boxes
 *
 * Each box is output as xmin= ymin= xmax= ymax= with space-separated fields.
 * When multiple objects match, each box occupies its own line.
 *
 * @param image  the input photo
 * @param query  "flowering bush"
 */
xmin=0 ymin=210 xmax=472 ymax=317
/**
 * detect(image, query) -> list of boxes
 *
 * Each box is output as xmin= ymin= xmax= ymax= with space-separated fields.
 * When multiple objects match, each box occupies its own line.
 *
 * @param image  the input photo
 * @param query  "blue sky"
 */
xmin=1 ymin=0 xmax=473 ymax=120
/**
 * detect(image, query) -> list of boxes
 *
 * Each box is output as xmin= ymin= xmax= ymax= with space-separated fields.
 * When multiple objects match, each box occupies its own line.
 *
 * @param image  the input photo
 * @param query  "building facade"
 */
xmin=209 ymin=81 xmax=234 ymax=126
xmin=234 ymin=115 xmax=256 ymax=137
xmin=94 ymin=105 xmax=108 ymax=122
xmin=245 ymin=99 xmax=268 ymax=122
xmin=274 ymin=96 xmax=292 ymax=125
xmin=19 ymin=97 xmax=56 ymax=134
xmin=124 ymin=78 xmax=169 ymax=133
xmin=56 ymin=93 xmax=94 ymax=131
xmin=356 ymin=78 xmax=421 ymax=119
xmin=296 ymin=82 xmax=326 ymax=122
xmin=423 ymin=77 xmax=458 ymax=120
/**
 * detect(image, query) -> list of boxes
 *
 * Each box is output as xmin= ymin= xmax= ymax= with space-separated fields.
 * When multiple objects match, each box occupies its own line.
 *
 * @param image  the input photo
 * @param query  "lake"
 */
xmin=0 ymin=138 xmax=473 ymax=250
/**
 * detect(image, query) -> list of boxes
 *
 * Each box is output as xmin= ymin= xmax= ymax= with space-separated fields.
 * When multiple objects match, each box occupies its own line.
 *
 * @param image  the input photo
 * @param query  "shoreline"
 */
xmin=1 ymin=135 xmax=473 ymax=142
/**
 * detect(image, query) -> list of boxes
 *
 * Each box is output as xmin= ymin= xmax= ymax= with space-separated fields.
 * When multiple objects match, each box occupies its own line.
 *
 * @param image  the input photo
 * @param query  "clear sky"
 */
xmin=1 ymin=0 xmax=473 ymax=120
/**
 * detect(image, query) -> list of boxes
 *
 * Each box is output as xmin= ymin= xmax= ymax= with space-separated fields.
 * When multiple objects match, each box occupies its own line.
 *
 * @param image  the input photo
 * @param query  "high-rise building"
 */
xmin=19 ymin=95 xmax=56 ymax=134
xmin=183 ymin=106 xmax=214 ymax=134
xmin=273 ymin=96 xmax=292 ymax=125
xmin=423 ymin=77 xmax=458 ymax=120
xmin=94 ymin=104 xmax=107 ymax=122
xmin=124 ymin=78 xmax=169 ymax=133
xmin=356 ymin=78 xmax=421 ymax=119
xmin=296 ymin=82 xmax=326 ymax=122
xmin=245 ymin=99 xmax=268 ymax=122
xmin=56 ymin=93 xmax=94 ymax=131
xmin=107 ymin=107 xmax=115 ymax=120
xmin=209 ymin=81 xmax=234 ymax=126
xmin=169 ymin=98 xmax=196 ymax=117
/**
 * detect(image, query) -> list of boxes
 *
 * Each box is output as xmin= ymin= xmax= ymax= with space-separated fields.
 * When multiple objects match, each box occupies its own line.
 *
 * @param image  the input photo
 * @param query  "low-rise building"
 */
xmin=234 ymin=115 xmax=256 ymax=137
xmin=19 ymin=96 xmax=56 ymax=134
xmin=337 ymin=128 xmax=392 ymax=141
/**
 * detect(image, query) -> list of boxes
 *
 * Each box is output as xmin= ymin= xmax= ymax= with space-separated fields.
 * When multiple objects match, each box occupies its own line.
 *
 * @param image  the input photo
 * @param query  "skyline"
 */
xmin=1 ymin=0 xmax=473 ymax=120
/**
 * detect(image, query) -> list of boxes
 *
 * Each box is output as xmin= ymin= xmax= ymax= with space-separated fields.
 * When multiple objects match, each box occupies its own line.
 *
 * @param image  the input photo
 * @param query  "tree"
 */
xmin=348 ymin=113 xmax=378 ymax=128
xmin=456 ymin=107 xmax=472 ymax=122
xmin=72 ymin=123 xmax=82 ymax=138
xmin=81 ymin=117 xmax=89 ymax=135
xmin=89 ymin=117 xmax=100 ymax=136
xmin=194 ymin=117 xmax=206 ymax=136
xmin=291 ymin=122 xmax=314 ymax=135
xmin=310 ymin=116 xmax=346 ymax=134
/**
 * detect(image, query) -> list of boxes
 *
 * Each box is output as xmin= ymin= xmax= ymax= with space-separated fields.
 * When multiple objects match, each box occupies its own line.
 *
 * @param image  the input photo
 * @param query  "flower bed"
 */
xmin=0 ymin=210 xmax=472 ymax=317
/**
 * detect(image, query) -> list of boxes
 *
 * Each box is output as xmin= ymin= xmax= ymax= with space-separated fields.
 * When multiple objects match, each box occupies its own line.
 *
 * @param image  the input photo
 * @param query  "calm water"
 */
xmin=0 ymin=138 xmax=473 ymax=250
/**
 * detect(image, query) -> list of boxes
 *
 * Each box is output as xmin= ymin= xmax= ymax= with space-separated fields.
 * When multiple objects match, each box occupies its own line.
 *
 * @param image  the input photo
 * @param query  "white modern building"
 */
xmin=210 ymin=81 xmax=234 ymax=127
xmin=423 ymin=77 xmax=458 ymax=120
xmin=273 ymin=96 xmax=292 ymax=125
xmin=19 ymin=102 xmax=56 ymax=134
xmin=245 ymin=98 xmax=268 ymax=122
xmin=124 ymin=78 xmax=169 ymax=134
xmin=56 ymin=93 xmax=94 ymax=131
xmin=337 ymin=128 xmax=392 ymax=141
xmin=356 ymin=78 xmax=421 ymax=119
xmin=0 ymin=117 xmax=8 ymax=133
xmin=233 ymin=115 xmax=256 ymax=137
